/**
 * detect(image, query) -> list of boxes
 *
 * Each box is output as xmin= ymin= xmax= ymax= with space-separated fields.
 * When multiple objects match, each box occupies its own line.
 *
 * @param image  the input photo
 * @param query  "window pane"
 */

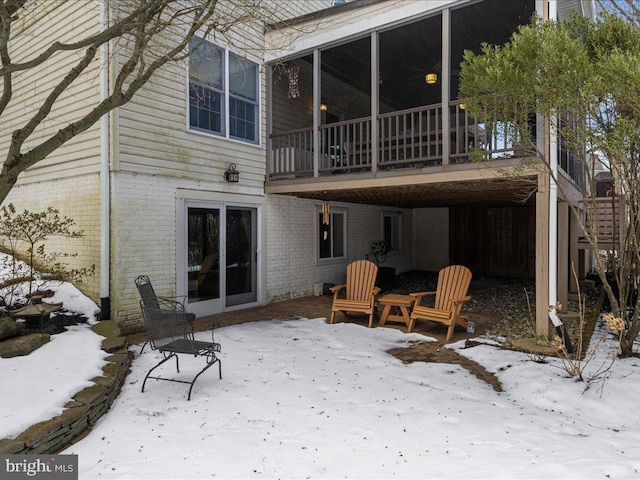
xmin=384 ymin=214 xmax=401 ymax=252
xmin=189 ymin=83 xmax=223 ymax=134
xmin=319 ymin=213 xmax=331 ymax=258
xmin=188 ymin=207 xmax=220 ymax=302
xmin=383 ymin=215 xmax=400 ymax=252
xmin=379 ymin=15 xmax=441 ymax=111
xmin=189 ymin=38 xmax=224 ymax=89
xmin=230 ymin=97 xmax=256 ymax=141
xmin=384 ymin=216 xmax=393 ymax=249
xmin=229 ymin=52 xmax=257 ymax=101
xmin=321 ymin=36 xmax=371 ymax=122
xmin=332 ymin=213 xmax=344 ymax=257
xmin=450 ymin=0 xmax=534 ymax=99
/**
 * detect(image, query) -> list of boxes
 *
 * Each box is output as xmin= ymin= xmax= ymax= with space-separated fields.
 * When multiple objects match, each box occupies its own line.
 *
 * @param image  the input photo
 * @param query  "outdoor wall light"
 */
xmin=425 ymin=73 xmax=438 ymax=85
xmin=320 ymin=102 xmax=328 ymax=112
xmin=224 ymin=163 xmax=239 ymax=182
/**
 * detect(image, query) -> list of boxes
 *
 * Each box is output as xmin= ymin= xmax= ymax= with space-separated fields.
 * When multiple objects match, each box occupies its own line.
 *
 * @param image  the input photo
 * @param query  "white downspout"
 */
xmin=100 ymin=0 xmax=111 ymax=319
xmin=548 ymin=0 xmax=559 ymax=327
xmin=547 ymin=1 xmax=568 ymax=350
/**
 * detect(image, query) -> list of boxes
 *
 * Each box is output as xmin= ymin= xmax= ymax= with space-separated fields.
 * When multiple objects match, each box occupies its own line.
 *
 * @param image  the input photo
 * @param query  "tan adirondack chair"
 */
xmin=329 ymin=260 xmax=381 ymax=328
xmin=197 ymin=253 xmax=218 ymax=287
xmin=408 ymin=265 xmax=472 ymax=341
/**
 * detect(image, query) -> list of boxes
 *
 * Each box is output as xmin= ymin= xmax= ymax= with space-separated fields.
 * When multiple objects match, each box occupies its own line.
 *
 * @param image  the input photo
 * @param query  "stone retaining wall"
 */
xmin=0 ymin=320 xmax=131 ymax=454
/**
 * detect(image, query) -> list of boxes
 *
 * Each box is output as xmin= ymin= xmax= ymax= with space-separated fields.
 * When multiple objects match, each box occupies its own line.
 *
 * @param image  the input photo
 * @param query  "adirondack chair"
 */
xmin=329 ymin=260 xmax=381 ymax=328
xmin=197 ymin=253 xmax=218 ymax=287
xmin=408 ymin=265 xmax=472 ymax=341
xmin=136 ymin=275 xmax=196 ymax=354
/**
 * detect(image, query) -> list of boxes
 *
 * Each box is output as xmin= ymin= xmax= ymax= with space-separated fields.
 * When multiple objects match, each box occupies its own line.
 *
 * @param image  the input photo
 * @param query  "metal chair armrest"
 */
xmin=156 ymin=296 xmax=185 ymax=312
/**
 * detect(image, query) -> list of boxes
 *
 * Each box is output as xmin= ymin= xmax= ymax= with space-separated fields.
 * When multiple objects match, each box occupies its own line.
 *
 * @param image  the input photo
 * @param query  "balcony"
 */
xmin=268 ymin=101 xmax=536 ymax=182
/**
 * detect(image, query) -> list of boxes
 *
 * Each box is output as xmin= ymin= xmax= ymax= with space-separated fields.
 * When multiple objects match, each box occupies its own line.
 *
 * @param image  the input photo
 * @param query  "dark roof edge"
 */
xmin=265 ymin=0 xmax=391 ymax=32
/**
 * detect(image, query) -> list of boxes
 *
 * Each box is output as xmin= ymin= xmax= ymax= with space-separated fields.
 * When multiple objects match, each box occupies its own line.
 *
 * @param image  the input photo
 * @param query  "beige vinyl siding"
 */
xmin=117 ymin=62 xmax=267 ymax=190
xmin=266 ymin=0 xmax=457 ymax=59
xmin=115 ymin=1 xmax=337 ymax=190
xmin=268 ymin=0 xmax=333 ymax=18
xmin=0 ymin=1 xmax=102 ymax=185
xmin=558 ymin=0 xmax=595 ymax=20
xmin=116 ymin=3 xmax=288 ymax=191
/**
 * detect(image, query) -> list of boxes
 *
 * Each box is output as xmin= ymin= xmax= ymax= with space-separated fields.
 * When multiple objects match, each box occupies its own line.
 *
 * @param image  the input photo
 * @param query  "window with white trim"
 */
xmin=188 ymin=37 xmax=259 ymax=143
xmin=318 ymin=209 xmax=346 ymax=260
xmin=383 ymin=212 xmax=401 ymax=252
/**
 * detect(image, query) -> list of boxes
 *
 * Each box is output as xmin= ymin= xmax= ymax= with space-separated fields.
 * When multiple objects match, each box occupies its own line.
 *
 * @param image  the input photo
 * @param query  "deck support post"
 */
xmin=313 ymin=49 xmax=320 ymax=178
xmin=370 ymin=31 xmax=378 ymax=174
xmin=536 ymin=172 xmax=550 ymax=337
xmin=441 ymin=9 xmax=450 ymax=166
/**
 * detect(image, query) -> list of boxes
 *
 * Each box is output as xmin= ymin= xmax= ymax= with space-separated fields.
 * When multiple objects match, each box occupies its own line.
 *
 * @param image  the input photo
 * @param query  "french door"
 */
xmin=184 ymin=203 xmax=257 ymax=316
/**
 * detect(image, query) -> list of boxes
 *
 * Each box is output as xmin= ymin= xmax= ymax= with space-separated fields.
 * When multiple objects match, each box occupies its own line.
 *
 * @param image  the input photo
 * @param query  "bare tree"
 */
xmin=598 ymin=0 xmax=640 ymax=26
xmin=0 ymin=0 xmax=294 ymax=203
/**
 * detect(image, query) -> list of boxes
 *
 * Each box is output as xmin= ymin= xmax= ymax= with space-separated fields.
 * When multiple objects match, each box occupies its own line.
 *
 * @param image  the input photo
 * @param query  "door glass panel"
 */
xmin=226 ymin=207 xmax=257 ymax=306
xmin=187 ymin=207 xmax=220 ymax=303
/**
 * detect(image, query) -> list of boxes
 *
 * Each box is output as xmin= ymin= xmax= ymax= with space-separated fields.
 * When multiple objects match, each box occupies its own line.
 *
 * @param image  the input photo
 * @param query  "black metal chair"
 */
xmin=137 ymin=290 xmax=222 ymax=401
xmin=136 ymin=275 xmax=222 ymax=400
xmin=135 ymin=275 xmax=196 ymax=353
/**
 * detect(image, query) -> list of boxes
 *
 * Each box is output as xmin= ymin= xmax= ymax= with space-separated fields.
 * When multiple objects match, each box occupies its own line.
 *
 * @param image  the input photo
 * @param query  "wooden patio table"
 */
xmin=378 ymin=293 xmax=415 ymax=331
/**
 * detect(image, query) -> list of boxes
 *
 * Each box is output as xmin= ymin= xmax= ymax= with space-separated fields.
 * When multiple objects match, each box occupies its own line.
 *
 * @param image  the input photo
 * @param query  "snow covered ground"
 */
xmin=2 ymin=273 xmax=639 ymax=479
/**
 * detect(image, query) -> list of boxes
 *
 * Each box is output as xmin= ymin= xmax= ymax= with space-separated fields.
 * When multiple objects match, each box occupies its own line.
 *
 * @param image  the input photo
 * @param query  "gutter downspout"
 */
xmin=100 ymin=0 xmax=111 ymax=319
xmin=548 ymin=0 xmax=572 ymax=352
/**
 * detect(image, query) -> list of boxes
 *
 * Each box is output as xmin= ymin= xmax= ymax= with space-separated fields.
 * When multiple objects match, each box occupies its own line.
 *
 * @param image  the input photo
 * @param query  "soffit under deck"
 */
xmin=272 ymin=176 xmax=538 ymax=209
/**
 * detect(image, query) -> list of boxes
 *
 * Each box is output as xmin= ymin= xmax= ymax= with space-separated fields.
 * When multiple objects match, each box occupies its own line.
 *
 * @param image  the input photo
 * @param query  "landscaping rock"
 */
xmin=0 ymin=317 xmax=25 ymax=341
xmin=0 ymin=439 xmax=26 ymax=454
xmin=0 ymin=333 xmax=50 ymax=358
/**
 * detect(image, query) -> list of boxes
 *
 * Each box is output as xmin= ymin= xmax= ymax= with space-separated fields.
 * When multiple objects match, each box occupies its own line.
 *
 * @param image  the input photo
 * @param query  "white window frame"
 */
xmin=317 ymin=206 xmax=347 ymax=262
xmin=382 ymin=211 xmax=402 ymax=253
xmin=187 ymin=36 xmax=260 ymax=145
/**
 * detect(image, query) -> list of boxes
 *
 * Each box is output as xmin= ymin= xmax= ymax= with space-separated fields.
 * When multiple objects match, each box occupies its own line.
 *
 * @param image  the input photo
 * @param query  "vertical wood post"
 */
xmin=536 ymin=172 xmax=550 ymax=337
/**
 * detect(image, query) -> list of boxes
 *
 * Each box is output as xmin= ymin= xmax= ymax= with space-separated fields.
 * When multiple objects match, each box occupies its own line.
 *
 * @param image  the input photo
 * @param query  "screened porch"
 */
xmin=266 ymin=0 xmax=579 ymax=186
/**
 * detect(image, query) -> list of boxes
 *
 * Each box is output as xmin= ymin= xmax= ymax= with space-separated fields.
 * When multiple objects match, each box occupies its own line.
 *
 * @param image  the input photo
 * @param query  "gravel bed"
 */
xmin=389 ymin=269 xmax=600 ymax=346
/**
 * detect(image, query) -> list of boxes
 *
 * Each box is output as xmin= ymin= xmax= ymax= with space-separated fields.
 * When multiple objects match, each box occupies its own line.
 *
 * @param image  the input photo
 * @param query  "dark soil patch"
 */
xmin=23 ymin=310 xmax=90 ymax=335
xmin=388 ymin=341 xmax=503 ymax=392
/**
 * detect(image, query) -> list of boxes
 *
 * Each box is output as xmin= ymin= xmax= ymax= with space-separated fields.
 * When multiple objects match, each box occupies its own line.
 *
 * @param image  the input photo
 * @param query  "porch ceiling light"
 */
xmin=425 ymin=73 xmax=437 ymax=85
xmin=224 ymin=163 xmax=239 ymax=183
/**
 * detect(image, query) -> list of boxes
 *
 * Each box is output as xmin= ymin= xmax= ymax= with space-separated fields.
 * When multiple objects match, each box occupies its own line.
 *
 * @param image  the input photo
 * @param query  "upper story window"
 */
xmin=189 ymin=37 xmax=259 ymax=144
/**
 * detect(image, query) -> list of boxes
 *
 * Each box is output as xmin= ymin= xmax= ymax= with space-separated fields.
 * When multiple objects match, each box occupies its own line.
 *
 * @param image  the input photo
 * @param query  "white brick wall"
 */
xmin=111 ymin=171 xmax=266 ymax=332
xmin=2 ymin=171 xmax=437 ymax=333
xmin=2 ymin=174 xmax=102 ymax=300
xmin=111 ymin=173 xmax=177 ymax=332
xmin=265 ymin=194 xmax=413 ymax=302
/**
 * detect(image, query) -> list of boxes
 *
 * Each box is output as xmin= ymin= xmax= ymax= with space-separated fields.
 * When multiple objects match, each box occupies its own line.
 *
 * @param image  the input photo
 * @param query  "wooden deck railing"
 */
xmin=318 ymin=117 xmax=372 ymax=174
xmin=268 ymin=101 xmax=541 ymax=181
xmin=580 ymin=196 xmax=625 ymax=248
xmin=269 ymin=127 xmax=315 ymax=178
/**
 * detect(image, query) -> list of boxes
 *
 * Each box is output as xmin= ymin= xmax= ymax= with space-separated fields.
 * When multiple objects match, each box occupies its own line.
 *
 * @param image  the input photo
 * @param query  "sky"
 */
xmin=2 ymin=272 xmax=640 ymax=479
